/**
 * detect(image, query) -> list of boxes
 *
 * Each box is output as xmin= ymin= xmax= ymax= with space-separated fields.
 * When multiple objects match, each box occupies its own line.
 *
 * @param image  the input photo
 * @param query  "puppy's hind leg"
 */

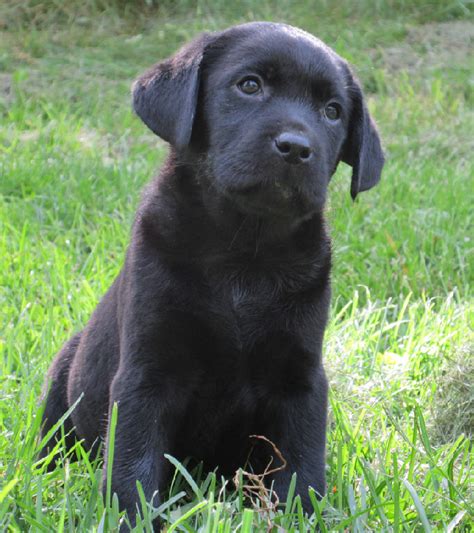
xmin=38 ymin=333 xmax=81 ymax=468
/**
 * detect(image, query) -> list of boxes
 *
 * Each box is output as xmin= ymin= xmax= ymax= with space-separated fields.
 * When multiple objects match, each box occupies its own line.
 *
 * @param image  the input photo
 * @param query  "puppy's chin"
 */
xmin=224 ymin=182 xmax=325 ymax=222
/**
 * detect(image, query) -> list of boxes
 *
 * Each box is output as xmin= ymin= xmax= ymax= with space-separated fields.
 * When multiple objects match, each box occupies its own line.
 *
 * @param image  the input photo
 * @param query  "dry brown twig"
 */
xmin=233 ymin=435 xmax=288 ymax=531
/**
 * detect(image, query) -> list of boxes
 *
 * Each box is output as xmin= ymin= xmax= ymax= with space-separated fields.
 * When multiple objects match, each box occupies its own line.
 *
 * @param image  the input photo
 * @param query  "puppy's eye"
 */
xmin=324 ymin=103 xmax=341 ymax=121
xmin=237 ymin=77 xmax=262 ymax=95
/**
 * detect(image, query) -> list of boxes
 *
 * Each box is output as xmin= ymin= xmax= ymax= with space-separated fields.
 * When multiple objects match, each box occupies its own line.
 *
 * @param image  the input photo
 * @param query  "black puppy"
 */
xmin=40 ymin=22 xmax=384 ymax=523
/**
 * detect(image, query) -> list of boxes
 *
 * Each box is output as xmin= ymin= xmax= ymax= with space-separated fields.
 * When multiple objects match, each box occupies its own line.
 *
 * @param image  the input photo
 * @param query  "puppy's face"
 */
xmin=133 ymin=23 xmax=384 ymax=223
xmin=199 ymin=25 xmax=350 ymax=220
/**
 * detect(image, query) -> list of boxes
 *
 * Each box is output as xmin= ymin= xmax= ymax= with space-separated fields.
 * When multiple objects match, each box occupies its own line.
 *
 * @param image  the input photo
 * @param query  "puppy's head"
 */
xmin=133 ymin=22 xmax=384 ymax=221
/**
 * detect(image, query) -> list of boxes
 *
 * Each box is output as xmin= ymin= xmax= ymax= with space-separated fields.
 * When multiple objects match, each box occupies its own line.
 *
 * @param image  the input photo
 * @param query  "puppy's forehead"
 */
xmin=210 ymin=22 xmax=344 ymax=83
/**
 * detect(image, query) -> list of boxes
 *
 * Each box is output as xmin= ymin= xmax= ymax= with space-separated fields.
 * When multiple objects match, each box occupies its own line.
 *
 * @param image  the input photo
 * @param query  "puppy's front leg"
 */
xmin=265 ymin=366 xmax=328 ymax=515
xmin=103 ymin=370 xmax=186 ymax=526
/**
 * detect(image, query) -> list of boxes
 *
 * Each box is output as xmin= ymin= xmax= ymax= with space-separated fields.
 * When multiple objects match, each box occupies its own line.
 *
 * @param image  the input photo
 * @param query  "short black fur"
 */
xmin=40 ymin=22 xmax=384 ymax=526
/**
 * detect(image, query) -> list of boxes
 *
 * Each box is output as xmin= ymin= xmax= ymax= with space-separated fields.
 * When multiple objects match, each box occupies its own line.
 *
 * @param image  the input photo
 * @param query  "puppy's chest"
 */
xmin=210 ymin=276 xmax=285 ymax=351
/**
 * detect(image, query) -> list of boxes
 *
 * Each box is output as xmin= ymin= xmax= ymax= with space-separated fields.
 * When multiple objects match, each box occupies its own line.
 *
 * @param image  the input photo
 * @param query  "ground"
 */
xmin=0 ymin=1 xmax=472 ymax=531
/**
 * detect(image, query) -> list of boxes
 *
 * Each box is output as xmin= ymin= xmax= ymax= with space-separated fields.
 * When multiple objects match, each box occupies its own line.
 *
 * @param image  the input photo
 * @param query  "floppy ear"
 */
xmin=132 ymin=33 xmax=215 ymax=148
xmin=340 ymin=72 xmax=385 ymax=200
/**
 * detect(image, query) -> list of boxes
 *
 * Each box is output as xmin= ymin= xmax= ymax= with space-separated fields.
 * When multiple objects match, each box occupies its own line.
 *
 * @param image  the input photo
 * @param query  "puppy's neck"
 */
xmin=138 ymin=153 xmax=330 ymax=264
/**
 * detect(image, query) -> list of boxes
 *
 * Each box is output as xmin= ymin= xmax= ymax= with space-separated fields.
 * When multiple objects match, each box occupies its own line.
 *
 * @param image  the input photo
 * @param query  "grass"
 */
xmin=0 ymin=0 xmax=473 ymax=530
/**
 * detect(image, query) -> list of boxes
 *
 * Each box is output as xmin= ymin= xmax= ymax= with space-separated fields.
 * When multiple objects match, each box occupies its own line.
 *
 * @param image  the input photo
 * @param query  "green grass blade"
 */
xmin=165 ymin=454 xmax=204 ymax=500
xmin=106 ymin=402 xmax=119 ymax=511
xmin=403 ymin=479 xmax=432 ymax=533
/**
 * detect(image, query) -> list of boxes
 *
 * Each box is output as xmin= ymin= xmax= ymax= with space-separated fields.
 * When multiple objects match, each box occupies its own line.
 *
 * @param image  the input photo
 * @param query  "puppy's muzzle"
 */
xmin=274 ymin=132 xmax=313 ymax=165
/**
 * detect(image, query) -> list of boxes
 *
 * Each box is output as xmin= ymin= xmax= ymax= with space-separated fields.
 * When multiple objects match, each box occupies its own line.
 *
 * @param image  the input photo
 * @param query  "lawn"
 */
xmin=0 ymin=0 xmax=473 ymax=531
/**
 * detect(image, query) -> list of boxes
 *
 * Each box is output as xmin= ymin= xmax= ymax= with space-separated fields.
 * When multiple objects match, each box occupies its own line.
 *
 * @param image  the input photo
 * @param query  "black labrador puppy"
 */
xmin=40 ymin=21 xmax=384 ymax=522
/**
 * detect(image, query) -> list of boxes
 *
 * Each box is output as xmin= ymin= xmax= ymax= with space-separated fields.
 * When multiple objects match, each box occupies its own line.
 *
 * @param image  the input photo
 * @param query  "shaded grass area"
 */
xmin=0 ymin=1 xmax=473 ymax=530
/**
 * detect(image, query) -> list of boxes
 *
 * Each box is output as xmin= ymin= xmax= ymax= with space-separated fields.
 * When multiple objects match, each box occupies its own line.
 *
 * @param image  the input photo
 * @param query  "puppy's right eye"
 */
xmin=237 ymin=77 xmax=262 ymax=95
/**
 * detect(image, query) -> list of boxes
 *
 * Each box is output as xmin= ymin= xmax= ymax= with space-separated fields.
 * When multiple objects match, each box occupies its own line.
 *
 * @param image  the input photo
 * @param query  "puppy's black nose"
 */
xmin=274 ymin=133 xmax=312 ymax=164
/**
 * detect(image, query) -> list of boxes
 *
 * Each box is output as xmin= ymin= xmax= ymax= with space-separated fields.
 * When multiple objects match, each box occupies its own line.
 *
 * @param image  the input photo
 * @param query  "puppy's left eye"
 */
xmin=237 ymin=76 xmax=262 ymax=95
xmin=324 ymin=103 xmax=342 ymax=121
